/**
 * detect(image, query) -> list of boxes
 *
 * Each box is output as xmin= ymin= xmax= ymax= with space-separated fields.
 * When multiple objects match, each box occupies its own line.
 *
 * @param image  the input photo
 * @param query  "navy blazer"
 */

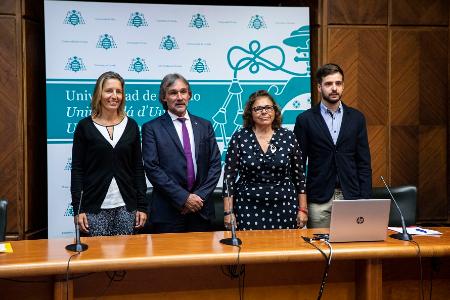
xmin=142 ymin=112 xmax=221 ymax=223
xmin=293 ymin=102 xmax=372 ymax=203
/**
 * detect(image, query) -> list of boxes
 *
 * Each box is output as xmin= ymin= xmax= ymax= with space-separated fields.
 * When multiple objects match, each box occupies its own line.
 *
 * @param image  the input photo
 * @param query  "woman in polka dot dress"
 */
xmin=223 ymin=90 xmax=308 ymax=230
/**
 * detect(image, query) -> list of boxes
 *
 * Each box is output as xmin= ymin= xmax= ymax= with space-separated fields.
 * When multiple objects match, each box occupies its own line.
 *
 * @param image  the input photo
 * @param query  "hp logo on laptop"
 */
xmin=356 ymin=216 xmax=365 ymax=224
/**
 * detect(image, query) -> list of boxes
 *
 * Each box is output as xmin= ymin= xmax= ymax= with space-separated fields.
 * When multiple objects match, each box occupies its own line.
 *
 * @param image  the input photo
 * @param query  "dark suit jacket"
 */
xmin=142 ymin=112 xmax=221 ymax=223
xmin=293 ymin=102 xmax=372 ymax=203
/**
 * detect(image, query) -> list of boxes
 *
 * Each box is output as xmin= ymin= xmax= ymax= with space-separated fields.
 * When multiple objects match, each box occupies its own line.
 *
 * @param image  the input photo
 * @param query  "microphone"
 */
xmin=380 ymin=176 xmax=412 ymax=241
xmin=220 ymin=180 xmax=242 ymax=246
xmin=66 ymin=191 xmax=89 ymax=252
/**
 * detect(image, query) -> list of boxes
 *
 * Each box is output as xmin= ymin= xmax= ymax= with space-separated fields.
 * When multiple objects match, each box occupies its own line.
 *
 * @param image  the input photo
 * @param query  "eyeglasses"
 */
xmin=252 ymin=105 xmax=275 ymax=113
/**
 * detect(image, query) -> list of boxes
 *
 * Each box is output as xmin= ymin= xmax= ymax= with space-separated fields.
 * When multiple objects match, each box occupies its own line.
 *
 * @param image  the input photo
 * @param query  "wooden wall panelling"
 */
xmin=24 ymin=19 xmax=47 ymax=238
xmin=448 ymin=1 xmax=450 ymax=223
xmin=355 ymin=29 xmax=388 ymax=126
xmin=390 ymin=0 xmax=449 ymax=26
xmin=390 ymin=126 xmax=418 ymax=187
xmin=391 ymin=28 xmax=448 ymax=221
xmin=328 ymin=0 xmax=388 ymax=25
xmin=417 ymin=29 xmax=448 ymax=221
xmin=390 ymin=29 xmax=420 ymax=126
xmin=15 ymin=0 xmax=24 ymax=239
xmin=319 ymin=0 xmax=328 ymax=65
xmin=368 ymin=126 xmax=388 ymax=187
xmin=0 ymin=16 xmax=21 ymax=236
xmin=419 ymin=30 xmax=448 ymax=126
xmin=0 ymin=0 xmax=16 ymax=15
xmin=419 ymin=126 xmax=447 ymax=221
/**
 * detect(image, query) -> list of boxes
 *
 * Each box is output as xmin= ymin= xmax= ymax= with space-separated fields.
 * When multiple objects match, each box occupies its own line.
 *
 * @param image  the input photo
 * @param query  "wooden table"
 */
xmin=1 ymin=228 xmax=449 ymax=299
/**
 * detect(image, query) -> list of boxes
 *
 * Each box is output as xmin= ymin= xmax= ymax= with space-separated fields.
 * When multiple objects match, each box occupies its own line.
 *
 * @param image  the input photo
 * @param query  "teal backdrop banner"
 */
xmin=45 ymin=0 xmax=311 ymax=237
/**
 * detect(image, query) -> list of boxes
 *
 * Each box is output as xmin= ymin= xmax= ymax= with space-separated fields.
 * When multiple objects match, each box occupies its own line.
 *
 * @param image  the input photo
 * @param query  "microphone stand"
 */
xmin=66 ymin=191 xmax=89 ymax=252
xmin=220 ymin=180 xmax=242 ymax=246
xmin=380 ymin=176 xmax=412 ymax=241
xmin=220 ymin=209 xmax=242 ymax=246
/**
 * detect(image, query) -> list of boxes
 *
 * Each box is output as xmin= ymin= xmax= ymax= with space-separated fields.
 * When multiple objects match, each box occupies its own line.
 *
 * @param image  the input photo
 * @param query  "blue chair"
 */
xmin=0 ymin=199 xmax=7 ymax=241
xmin=372 ymin=186 xmax=417 ymax=227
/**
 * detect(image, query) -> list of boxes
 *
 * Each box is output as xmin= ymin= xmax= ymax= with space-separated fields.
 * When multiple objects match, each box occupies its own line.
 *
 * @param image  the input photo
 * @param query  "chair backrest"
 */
xmin=211 ymin=187 xmax=225 ymax=231
xmin=372 ymin=186 xmax=417 ymax=227
xmin=0 ymin=199 xmax=7 ymax=242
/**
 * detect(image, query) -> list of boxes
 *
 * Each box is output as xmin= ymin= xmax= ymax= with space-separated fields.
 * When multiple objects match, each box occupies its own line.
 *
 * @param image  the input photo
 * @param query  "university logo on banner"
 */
xmin=64 ymin=157 xmax=73 ymax=217
xmin=129 ymin=57 xmax=149 ymax=73
xmin=64 ymin=157 xmax=72 ymax=171
xmin=248 ymin=15 xmax=267 ymax=30
xmin=65 ymin=56 xmax=86 ymax=72
xmin=189 ymin=14 xmax=209 ymax=29
xmin=64 ymin=10 xmax=85 ymax=26
xmin=64 ymin=204 xmax=74 ymax=217
xmin=159 ymin=35 xmax=179 ymax=51
xmin=96 ymin=34 xmax=117 ymax=50
xmin=190 ymin=58 xmax=210 ymax=73
xmin=127 ymin=12 xmax=148 ymax=28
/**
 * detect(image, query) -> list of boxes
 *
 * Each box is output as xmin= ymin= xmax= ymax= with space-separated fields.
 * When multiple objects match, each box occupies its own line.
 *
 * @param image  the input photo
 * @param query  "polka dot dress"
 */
xmin=223 ymin=127 xmax=306 ymax=230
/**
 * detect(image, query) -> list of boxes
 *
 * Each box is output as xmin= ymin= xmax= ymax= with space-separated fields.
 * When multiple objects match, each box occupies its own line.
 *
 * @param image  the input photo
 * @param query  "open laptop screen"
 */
xmin=328 ymin=199 xmax=391 ymax=242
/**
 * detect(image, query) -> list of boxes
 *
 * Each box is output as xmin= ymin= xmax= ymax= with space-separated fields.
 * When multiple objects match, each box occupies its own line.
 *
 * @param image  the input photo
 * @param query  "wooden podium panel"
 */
xmin=1 ymin=228 xmax=450 ymax=299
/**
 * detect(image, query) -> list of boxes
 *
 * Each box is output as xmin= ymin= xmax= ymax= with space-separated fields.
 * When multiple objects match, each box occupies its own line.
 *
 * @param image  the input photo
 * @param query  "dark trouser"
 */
xmin=151 ymin=213 xmax=212 ymax=234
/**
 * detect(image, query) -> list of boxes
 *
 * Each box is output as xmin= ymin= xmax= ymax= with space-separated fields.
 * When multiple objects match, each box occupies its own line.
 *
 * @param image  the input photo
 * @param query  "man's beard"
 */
xmin=322 ymin=93 xmax=342 ymax=104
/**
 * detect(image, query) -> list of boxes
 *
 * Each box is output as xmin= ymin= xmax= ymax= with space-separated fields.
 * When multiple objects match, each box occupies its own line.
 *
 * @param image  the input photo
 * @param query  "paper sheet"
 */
xmin=388 ymin=226 xmax=442 ymax=236
xmin=0 ymin=242 xmax=13 ymax=253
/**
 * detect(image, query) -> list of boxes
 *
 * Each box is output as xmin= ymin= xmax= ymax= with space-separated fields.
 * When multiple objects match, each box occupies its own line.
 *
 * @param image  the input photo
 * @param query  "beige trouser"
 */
xmin=307 ymin=189 xmax=344 ymax=228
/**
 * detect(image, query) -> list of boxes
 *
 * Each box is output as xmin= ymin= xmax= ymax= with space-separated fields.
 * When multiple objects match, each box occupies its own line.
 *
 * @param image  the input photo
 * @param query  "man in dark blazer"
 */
xmin=294 ymin=63 xmax=372 ymax=228
xmin=142 ymin=73 xmax=221 ymax=233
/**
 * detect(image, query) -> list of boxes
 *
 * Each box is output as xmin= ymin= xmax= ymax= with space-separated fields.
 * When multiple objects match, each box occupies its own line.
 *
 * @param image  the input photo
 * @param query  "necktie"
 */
xmin=178 ymin=118 xmax=195 ymax=191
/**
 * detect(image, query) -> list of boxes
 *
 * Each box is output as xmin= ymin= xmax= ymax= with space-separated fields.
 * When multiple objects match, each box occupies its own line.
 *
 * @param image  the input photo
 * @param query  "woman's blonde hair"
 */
xmin=91 ymin=71 xmax=125 ymax=117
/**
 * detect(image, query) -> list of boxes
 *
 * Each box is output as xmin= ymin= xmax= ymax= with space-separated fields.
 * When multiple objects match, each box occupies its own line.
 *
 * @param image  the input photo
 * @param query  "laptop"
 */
xmin=328 ymin=199 xmax=391 ymax=242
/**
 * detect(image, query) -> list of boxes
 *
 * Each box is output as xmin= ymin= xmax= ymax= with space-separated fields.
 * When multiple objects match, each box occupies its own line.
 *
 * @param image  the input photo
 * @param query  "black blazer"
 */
xmin=293 ymin=103 xmax=372 ymax=203
xmin=142 ymin=112 xmax=221 ymax=223
xmin=71 ymin=117 xmax=147 ymax=214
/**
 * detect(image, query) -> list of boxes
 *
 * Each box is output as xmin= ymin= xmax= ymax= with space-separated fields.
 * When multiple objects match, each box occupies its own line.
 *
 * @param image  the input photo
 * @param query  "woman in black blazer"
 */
xmin=71 ymin=71 xmax=147 ymax=236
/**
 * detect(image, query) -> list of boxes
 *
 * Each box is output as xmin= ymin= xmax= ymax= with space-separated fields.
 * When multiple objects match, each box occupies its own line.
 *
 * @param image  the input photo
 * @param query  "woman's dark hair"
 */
xmin=243 ymin=90 xmax=282 ymax=129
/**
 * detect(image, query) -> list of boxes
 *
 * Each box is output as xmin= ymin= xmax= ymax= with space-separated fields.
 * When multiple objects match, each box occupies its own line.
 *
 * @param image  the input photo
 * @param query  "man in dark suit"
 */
xmin=142 ymin=73 xmax=221 ymax=233
xmin=294 ymin=63 xmax=372 ymax=228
